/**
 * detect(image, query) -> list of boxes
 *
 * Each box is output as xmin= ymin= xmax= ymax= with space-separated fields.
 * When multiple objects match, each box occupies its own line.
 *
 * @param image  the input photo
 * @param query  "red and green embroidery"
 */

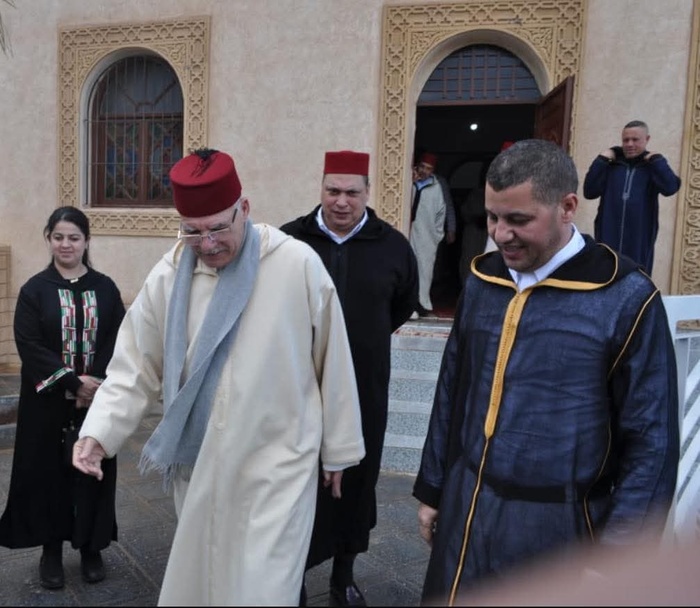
xmin=35 ymin=289 xmax=98 ymax=393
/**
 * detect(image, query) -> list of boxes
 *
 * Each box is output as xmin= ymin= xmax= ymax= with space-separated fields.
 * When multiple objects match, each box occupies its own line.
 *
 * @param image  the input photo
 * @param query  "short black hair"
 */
xmin=486 ymin=139 xmax=578 ymax=206
xmin=624 ymin=120 xmax=648 ymax=131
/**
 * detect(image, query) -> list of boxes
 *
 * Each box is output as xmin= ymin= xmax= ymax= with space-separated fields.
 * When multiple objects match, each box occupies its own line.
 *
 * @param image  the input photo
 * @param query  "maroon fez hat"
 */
xmin=169 ymin=148 xmax=242 ymax=217
xmin=419 ymin=152 xmax=438 ymax=167
xmin=500 ymin=141 xmax=515 ymax=151
xmin=323 ymin=150 xmax=370 ymax=176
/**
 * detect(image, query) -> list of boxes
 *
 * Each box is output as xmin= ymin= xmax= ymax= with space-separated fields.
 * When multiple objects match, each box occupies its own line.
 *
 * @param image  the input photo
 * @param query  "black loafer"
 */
xmin=329 ymin=581 xmax=367 ymax=607
xmin=80 ymin=549 xmax=105 ymax=584
xmin=416 ymin=304 xmax=433 ymax=318
xmin=39 ymin=552 xmax=64 ymax=590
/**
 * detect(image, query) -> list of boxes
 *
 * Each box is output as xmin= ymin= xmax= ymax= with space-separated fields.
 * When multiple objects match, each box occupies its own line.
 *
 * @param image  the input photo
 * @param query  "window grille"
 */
xmin=89 ymin=55 xmax=184 ymax=207
xmin=419 ymin=44 xmax=539 ymax=104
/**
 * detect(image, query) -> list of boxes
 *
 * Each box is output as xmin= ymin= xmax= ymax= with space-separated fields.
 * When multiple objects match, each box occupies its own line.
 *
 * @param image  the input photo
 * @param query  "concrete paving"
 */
xmin=0 ymin=409 xmax=430 ymax=607
xmin=1 ymin=315 xmax=698 ymax=605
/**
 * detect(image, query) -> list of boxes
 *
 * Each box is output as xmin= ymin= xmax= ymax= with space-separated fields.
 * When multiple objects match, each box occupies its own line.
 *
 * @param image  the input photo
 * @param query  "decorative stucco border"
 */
xmin=672 ymin=3 xmax=700 ymax=295
xmin=378 ymin=0 xmax=698 ymax=295
xmin=377 ymin=1 xmax=585 ymax=233
xmin=58 ymin=17 xmax=210 ymax=236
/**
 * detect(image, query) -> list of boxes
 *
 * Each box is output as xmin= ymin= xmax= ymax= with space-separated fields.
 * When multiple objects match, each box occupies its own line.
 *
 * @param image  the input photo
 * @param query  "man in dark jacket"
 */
xmin=582 ymin=120 xmax=681 ymax=275
xmin=414 ymin=139 xmax=679 ymax=606
xmin=281 ymin=150 xmax=418 ymax=607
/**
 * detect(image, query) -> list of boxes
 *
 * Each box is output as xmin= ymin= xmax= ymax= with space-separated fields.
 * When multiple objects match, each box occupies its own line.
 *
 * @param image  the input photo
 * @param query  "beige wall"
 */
xmin=1 ymin=0 xmax=385 ymax=305
xmin=575 ymin=0 xmax=691 ymax=291
xmin=0 ymin=0 xmax=693 ymax=324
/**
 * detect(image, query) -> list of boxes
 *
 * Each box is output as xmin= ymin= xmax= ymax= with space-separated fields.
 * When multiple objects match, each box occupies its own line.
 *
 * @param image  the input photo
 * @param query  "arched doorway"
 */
xmin=376 ymin=2 xmax=589 ymax=303
xmin=412 ymin=44 xmax=573 ymax=316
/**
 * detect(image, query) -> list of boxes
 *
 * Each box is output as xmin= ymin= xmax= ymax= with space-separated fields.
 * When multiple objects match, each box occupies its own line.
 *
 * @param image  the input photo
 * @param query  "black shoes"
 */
xmin=38 ymin=543 xmax=105 ymax=588
xmin=80 ymin=548 xmax=106 ymax=584
xmin=329 ymin=581 xmax=367 ymax=607
xmin=39 ymin=543 xmax=64 ymax=590
xmin=416 ymin=304 xmax=433 ymax=318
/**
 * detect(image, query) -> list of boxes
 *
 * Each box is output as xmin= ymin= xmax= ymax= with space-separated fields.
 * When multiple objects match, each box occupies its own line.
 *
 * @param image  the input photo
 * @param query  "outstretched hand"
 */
xmin=73 ymin=436 xmax=107 ymax=481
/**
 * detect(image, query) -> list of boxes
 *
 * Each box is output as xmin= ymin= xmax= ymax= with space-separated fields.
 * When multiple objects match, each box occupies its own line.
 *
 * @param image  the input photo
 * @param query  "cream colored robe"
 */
xmin=409 ymin=178 xmax=446 ymax=311
xmin=80 ymin=224 xmax=365 ymax=606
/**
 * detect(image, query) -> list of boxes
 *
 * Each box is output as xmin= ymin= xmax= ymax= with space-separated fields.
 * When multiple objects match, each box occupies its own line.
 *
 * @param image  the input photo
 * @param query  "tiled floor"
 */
xmin=0 ymin=371 xmax=20 ymax=392
xmin=0 ymin=411 xmax=430 ymax=606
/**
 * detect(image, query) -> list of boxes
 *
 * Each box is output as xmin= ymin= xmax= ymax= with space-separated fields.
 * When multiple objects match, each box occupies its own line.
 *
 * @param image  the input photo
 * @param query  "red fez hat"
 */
xmin=500 ymin=141 xmax=515 ymax=151
xmin=323 ymin=150 xmax=370 ymax=176
xmin=169 ymin=149 xmax=242 ymax=218
xmin=418 ymin=152 xmax=438 ymax=167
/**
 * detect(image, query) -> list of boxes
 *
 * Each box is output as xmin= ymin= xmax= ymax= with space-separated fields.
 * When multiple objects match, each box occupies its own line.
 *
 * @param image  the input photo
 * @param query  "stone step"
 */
xmin=392 ymin=322 xmax=451 ymax=352
xmin=383 ymin=398 xmax=433 ymax=474
xmin=386 ymin=408 xmax=430 ymax=444
xmin=381 ymin=444 xmax=424 ymax=475
xmin=382 ymin=322 xmax=450 ymax=474
xmin=391 ymin=347 xmax=444 ymax=373
xmin=388 ymin=369 xmax=439 ymax=404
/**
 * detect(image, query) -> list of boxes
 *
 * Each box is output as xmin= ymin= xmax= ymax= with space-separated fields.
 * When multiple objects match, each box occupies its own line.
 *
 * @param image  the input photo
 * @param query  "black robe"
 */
xmin=281 ymin=206 xmax=418 ymax=565
xmin=0 ymin=264 xmax=126 ymax=551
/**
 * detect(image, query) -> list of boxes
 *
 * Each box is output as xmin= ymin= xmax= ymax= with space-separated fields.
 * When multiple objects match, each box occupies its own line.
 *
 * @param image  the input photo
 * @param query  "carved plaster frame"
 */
xmin=377 ymin=0 xmax=698 ymax=295
xmin=672 ymin=3 xmax=700 ymax=295
xmin=58 ymin=17 xmax=210 ymax=236
xmin=376 ymin=1 xmax=585 ymax=233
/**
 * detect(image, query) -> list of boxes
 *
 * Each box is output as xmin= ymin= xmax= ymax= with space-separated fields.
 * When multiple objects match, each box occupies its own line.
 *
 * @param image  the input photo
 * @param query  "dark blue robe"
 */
xmin=413 ymin=237 xmax=679 ymax=605
xmin=583 ymin=148 xmax=680 ymax=274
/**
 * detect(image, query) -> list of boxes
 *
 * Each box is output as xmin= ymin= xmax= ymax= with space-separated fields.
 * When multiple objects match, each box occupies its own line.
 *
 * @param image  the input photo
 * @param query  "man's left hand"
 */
xmin=445 ymin=231 xmax=456 ymax=245
xmin=322 ymin=469 xmax=343 ymax=499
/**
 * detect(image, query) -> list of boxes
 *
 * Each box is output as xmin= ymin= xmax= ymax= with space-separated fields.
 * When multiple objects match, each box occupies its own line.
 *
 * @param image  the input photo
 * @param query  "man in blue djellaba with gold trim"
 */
xmin=413 ymin=139 xmax=680 ymax=606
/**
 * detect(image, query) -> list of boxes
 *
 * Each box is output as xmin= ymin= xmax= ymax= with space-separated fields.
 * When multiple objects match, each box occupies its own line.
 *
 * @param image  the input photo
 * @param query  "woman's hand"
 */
xmin=75 ymin=375 xmax=102 ymax=401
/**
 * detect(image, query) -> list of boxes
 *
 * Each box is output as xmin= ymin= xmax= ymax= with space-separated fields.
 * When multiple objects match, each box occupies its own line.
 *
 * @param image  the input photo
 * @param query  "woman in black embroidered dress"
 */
xmin=0 ymin=206 xmax=125 ymax=589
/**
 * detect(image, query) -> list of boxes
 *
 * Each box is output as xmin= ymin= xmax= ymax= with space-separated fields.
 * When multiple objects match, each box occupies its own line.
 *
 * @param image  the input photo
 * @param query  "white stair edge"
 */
xmin=390 ymin=369 xmax=439 ymax=382
xmin=383 ymin=433 xmax=426 ymax=449
xmin=388 ymin=400 xmax=432 ymax=415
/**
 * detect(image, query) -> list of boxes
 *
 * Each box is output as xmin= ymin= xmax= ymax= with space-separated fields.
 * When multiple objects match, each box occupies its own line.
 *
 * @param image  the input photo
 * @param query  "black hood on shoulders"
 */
xmin=283 ymin=205 xmax=388 ymax=241
xmin=473 ymin=234 xmax=643 ymax=287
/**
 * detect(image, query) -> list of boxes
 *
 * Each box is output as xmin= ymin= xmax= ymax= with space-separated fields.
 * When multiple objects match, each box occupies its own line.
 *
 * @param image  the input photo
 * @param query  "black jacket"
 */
xmin=281 ymin=206 xmax=418 ymax=564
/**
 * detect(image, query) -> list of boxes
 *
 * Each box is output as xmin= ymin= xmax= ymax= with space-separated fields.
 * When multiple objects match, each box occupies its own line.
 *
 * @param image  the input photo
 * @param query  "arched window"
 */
xmin=419 ymin=44 xmax=539 ymax=104
xmin=89 ymin=55 xmax=184 ymax=207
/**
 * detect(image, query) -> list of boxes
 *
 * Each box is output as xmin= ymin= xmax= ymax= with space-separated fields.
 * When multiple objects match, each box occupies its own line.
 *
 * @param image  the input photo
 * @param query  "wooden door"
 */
xmin=533 ymin=75 xmax=574 ymax=153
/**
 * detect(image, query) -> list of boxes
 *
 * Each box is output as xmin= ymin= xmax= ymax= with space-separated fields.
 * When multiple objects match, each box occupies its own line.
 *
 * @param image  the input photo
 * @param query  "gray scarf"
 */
xmin=139 ymin=219 xmax=260 ymax=490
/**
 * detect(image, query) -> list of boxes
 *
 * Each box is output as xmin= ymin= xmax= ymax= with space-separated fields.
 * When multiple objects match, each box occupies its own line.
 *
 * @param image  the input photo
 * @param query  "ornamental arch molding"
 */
xmin=378 ymin=1 xmax=699 ymax=295
xmin=672 ymin=3 xmax=700 ymax=295
xmin=377 ymin=1 xmax=583 ymax=233
xmin=58 ymin=17 xmax=209 ymax=236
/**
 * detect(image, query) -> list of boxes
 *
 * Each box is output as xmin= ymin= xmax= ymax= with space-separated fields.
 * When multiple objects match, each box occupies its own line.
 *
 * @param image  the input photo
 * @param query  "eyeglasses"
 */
xmin=177 ymin=203 xmax=240 ymax=247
